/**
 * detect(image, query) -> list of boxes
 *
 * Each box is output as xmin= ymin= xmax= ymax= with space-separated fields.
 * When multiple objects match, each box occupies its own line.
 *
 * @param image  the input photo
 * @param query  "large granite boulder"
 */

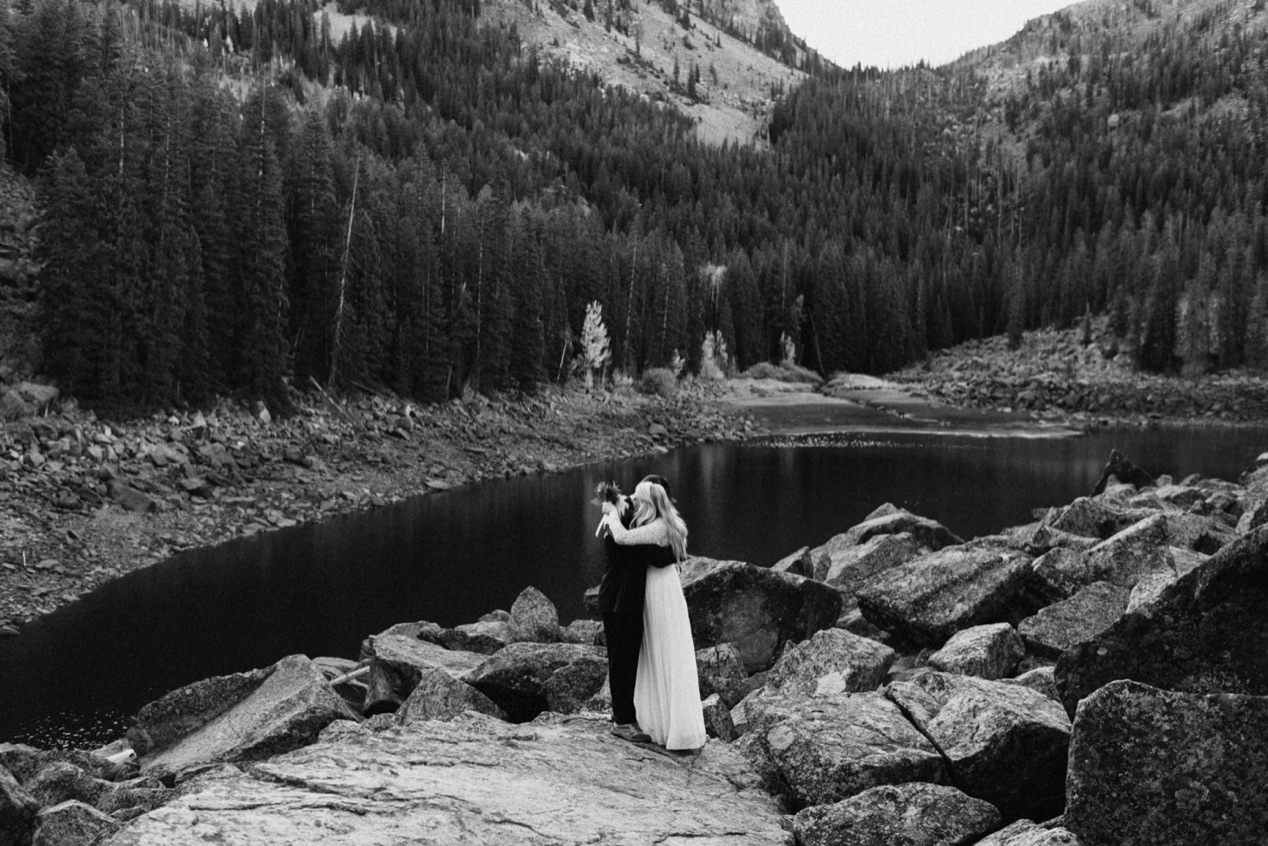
xmin=24 ymin=761 xmax=109 ymax=808
xmin=760 ymin=628 xmax=896 ymax=697
xmin=856 ymin=542 xmax=1034 ymax=646
xmin=885 ymin=670 xmax=1070 ymax=822
xmin=395 ymin=667 xmax=506 ymax=724
xmin=1123 ymin=552 xmax=1205 ymax=611
xmin=1002 ymin=666 xmax=1060 ymax=704
xmin=678 ymin=557 xmax=843 ymax=672
xmin=32 ymin=800 xmax=120 ymax=846
xmin=560 ymin=619 xmax=602 ymax=645
xmin=1064 ymin=680 xmax=1268 ymax=846
xmin=94 ymin=777 xmax=173 ymax=818
xmin=508 ymin=587 xmax=561 ymax=643
xmin=1 ymin=765 xmax=39 ymax=846
xmin=809 ymin=532 xmax=925 ymax=587
xmin=927 ymin=623 xmax=1024 ymax=680
xmin=1133 ymin=480 xmax=1204 ymax=511
xmin=1040 ymin=495 xmax=1155 ymax=540
xmin=1024 ymin=548 xmax=1091 ymax=602
xmin=695 ymin=643 xmax=750 ymax=707
xmin=771 ymin=545 xmax=812 ymax=577
xmin=1055 ymin=524 xmax=1268 ymax=718
xmin=702 ymin=694 xmax=738 ymax=741
xmin=1157 ymin=510 xmax=1237 ymax=555
xmin=129 ymin=655 xmax=358 ymax=777
xmin=361 ymin=633 xmax=486 ymax=715
xmin=736 ymin=692 xmax=947 ymax=809
xmin=1075 ymin=515 xmax=1188 ymax=588
xmin=465 ymin=642 xmax=608 ymax=721
xmin=126 ymin=666 xmax=272 ymax=757
xmin=0 ymin=746 xmax=117 ymax=785
xmin=422 ymin=620 xmax=513 ymax=655
xmin=102 ymin=715 xmax=791 ymax=845
xmin=792 ymin=782 xmax=1000 ymax=846
xmin=1017 ymin=581 xmax=1129 ymax=659
xmin=974 ymin=820 xmax=1083 ymax=845
xmin=0 ymin=382 xmax=58 ymax=420
xmin=1235 ymin=495 xmax=1268 ymax=534
xmin=1009 ymin=522 xmax=1100 ymax=558
xmin=839 ymin=505 xmax=963 ymax=551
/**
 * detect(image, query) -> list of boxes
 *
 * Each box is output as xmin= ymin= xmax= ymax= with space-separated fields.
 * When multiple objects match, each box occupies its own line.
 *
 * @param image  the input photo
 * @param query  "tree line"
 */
xmin=2 ymin=0 xmax=1267 ymax=414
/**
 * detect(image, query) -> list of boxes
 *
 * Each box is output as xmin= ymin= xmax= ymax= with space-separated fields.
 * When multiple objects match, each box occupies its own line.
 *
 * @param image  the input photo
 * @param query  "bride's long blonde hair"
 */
xmin=631 ymin=478 xmax=688 ymax=562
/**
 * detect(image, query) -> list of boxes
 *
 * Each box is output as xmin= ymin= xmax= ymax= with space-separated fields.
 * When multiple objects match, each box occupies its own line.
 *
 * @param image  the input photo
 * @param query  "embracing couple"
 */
xmin=594 ymin=474 xmax=707 ymax=751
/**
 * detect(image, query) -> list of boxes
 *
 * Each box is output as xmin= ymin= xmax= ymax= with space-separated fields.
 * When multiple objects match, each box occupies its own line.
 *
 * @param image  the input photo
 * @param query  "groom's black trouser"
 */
xmin=602 ymin=610 xmax=644 ymax=726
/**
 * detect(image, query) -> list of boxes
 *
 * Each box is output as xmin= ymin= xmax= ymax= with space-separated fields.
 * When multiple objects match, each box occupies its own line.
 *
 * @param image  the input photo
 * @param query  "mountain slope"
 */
xmin=480 ymin=0 xmax=808 ymax=145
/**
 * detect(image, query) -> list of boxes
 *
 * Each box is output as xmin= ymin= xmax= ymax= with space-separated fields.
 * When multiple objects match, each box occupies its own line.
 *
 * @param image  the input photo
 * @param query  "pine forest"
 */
xmin=3 ymin=0 xmax=1268 ymax=414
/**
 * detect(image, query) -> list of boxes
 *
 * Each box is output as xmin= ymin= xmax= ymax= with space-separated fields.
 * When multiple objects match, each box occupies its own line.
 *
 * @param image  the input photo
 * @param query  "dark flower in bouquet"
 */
xmin=591 ymin=481 xmax=623 ymax=507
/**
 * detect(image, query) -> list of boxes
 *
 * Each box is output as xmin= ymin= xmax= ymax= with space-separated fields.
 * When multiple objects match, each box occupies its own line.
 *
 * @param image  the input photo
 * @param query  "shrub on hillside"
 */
xmin=742 ymin=361 xmax=823 ymax=385
xmin=640 ymin=368 xmax=678 ymax=399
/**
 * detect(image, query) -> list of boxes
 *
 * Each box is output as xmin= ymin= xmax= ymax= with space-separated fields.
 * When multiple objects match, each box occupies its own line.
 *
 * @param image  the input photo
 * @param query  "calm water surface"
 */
xmin=0 ymin=425 xmax=1262 ymax=747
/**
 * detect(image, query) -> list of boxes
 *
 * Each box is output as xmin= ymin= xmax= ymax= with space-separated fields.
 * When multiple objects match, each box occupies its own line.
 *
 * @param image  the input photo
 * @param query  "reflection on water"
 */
xmin=1 ymin=424 xmax=1264 ymax=748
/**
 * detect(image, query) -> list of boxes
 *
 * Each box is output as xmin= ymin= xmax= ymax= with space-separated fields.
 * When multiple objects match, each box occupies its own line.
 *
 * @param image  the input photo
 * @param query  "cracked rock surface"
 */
xmin=104 ymin=713 xmax=792 ymax=845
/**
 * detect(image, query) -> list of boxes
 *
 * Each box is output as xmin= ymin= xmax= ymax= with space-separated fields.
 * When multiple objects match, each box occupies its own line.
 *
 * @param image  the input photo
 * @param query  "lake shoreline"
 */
xmin=3 ymin=357 xmax=1266 ymax=636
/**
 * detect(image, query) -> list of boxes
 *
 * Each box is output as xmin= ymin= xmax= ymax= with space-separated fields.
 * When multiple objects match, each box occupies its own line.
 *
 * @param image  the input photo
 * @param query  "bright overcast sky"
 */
xmin=776 ymin=0 xmax=1080 ymax=69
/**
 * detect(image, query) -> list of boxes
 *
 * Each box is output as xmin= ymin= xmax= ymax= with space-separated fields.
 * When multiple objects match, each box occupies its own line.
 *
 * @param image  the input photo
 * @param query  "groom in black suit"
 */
xmin=597 ymin=488 xmax=652 ymax=743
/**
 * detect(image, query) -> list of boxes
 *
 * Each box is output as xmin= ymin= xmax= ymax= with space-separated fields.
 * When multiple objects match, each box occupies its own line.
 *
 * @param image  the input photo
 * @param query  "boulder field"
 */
xmin=2 ymin=450 xmax=1266 ymax=845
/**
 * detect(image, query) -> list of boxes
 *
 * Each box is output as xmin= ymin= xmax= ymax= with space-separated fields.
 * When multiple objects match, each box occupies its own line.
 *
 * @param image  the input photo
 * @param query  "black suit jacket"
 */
xmin=598 ymin=500 xmax=678 ymax=617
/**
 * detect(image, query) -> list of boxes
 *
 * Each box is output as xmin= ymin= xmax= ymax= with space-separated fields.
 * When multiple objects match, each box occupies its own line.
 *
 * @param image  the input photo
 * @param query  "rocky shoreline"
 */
xmin=1 ymin=448 xmax=1265 ymax=845
xmin=0 ymin=379 xmax=763 ymax=634
xmin=6 ymin=336 xmax=1268 ymax=637
xmin=887 ymin=324 xmax=1268 ymax=427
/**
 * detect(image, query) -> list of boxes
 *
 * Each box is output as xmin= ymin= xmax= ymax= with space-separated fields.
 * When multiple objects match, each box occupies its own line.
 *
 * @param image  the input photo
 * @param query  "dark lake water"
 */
xmin=0 ymin=424 xmax=1262 ymax=748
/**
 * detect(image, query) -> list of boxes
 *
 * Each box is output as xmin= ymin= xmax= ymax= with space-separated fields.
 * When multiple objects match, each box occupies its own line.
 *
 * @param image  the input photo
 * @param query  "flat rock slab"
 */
xmin=856 ymin=543 xmax=1033 ymax=646
xmin=737 ymin=692 xmax=946 ymax=809
xmin=1065 ymin=680 xmax=1268 ymax=846
xmin=134 ymin=655 xmax=358 ymax=776
xmin=365 ymin=633 xmax=486 ymax=680
xmin=104 ymin=715 xmax=791 ymax=846
xmin=1017 ymin=581 xmax=1129 ymax=659
xmin=814 ymin=532 xmax=924 ymax=589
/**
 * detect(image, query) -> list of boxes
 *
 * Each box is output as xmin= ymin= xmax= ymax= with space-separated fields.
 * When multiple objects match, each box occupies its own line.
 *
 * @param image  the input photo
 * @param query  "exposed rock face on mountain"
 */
xmin=481 ymin=0 xmax=807 ymax=147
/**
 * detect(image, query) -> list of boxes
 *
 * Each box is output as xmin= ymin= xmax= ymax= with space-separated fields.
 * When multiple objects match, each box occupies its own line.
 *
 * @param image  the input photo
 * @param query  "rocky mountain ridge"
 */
xmin=481 ymin=0 xmax=809 ymax=145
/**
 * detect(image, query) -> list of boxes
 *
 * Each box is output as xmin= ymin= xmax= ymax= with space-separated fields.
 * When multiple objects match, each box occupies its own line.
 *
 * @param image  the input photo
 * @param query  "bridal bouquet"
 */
xmin=591 ymin=481 xmax=623 ymax=507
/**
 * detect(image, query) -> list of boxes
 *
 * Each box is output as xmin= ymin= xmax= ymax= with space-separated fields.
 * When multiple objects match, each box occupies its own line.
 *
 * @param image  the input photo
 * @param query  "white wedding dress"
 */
xmin=608 ymin=517 xmax=707 ymax=750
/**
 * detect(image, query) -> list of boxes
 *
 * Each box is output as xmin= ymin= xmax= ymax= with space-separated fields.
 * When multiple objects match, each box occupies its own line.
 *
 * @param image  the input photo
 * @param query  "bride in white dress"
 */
xmin=600 ymin=476 xmax=707 ymax=751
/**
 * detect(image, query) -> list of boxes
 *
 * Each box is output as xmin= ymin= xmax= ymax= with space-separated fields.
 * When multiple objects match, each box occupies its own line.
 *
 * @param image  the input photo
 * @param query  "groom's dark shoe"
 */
xmin=611 ymin=722 xmax=652 ymax=743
